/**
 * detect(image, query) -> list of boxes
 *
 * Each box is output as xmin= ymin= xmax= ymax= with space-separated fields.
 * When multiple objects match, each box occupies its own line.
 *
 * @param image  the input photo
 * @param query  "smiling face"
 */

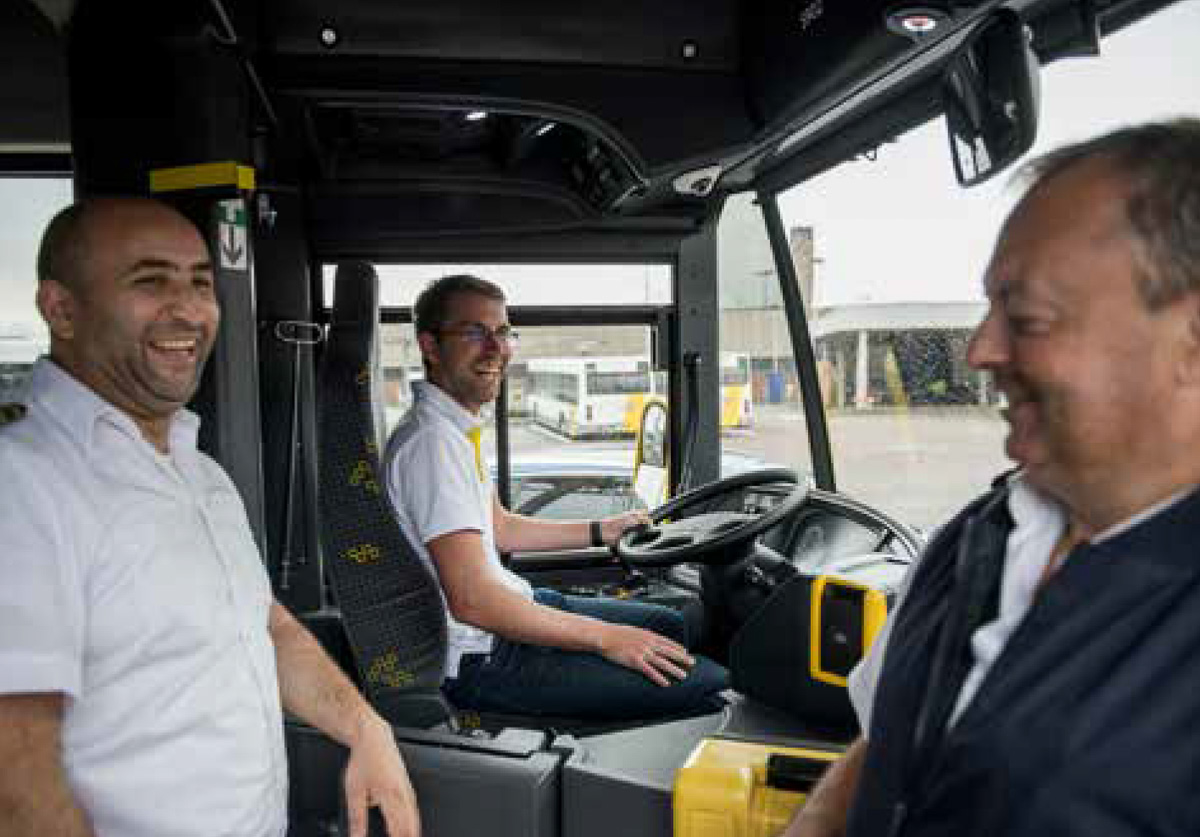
xmin=967 ymin=159 xmax=1198 ymax=513
xmin=418 ymin=290 xmax=512 ymax=413
xmin=38 ymin=199 xmax=217 ymax=438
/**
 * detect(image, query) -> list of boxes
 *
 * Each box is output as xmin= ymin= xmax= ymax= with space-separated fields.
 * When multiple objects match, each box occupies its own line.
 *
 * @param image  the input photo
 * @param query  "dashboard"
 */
xmin=735 ymin=485 xmax=919 ymax=568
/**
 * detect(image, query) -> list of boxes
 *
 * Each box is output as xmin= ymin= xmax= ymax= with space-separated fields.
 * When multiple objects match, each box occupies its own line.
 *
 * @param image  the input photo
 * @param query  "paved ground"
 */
xmin=735 ymin=405 xmax=1012 ymax=530
xmin=497 ymin=403 xmax=1013 ymax=532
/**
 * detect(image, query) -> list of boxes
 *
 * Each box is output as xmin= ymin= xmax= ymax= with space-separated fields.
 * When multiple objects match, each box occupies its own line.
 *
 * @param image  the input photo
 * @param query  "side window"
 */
xmin=0 ymin=177 xmax=73 ymax=403
xmin=326 ymin=263 xmax=672 ymax=521
xmin=514 ymin=477 xmax=645 ymax=520
xmin=716 ymin=193 xmax=816 ymax=480
xmin=771 ymin=3 xmax=1200 ymax=530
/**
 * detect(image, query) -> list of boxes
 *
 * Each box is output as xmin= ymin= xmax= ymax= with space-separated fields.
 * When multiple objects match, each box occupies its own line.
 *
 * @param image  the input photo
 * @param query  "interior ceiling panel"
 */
xmin=744 ymin=0 xmax=924 ymax=124
xmin=0 ymin=1 xmax=68 ymax=148
xmin=8 ymin=0 xmax=1179 ymax=237
xmin=266 ymin=0 xmax=740 ymax=71
xmin=275 ymin=57 xmax=756 ymax=173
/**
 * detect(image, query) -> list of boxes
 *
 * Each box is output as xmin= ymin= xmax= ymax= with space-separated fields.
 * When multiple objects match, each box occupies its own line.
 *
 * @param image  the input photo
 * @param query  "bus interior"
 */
xmin=1 ymin=1 xmax=1192 ymax=835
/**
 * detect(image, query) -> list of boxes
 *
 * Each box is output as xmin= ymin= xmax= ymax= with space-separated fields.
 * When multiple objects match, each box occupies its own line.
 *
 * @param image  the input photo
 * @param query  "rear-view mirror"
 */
xmin=632 ymin=399 xmax=669 ymax=509
xmin=943 ymin=9 xmax=1040 ymax=186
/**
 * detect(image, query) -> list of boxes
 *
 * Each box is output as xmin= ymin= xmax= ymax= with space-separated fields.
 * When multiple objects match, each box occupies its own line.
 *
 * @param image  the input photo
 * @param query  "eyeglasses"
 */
xmin=436 ymin=323 xmax=520 ymax=346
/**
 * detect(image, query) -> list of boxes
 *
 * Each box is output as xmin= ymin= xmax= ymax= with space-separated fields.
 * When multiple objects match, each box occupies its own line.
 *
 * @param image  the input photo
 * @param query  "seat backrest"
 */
xmin=316 ymin=261 xmax=449 ymax=723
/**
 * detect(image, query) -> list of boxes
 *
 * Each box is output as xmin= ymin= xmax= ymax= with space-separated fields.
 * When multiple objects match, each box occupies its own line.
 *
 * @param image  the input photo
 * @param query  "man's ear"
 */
xmin=36 ymin=280 xmax=77 ymax=340
xmin=416 ymin=330 xmax=439 ymax=369
xmin=1175 ymin=294 xmax=1200 ymax=387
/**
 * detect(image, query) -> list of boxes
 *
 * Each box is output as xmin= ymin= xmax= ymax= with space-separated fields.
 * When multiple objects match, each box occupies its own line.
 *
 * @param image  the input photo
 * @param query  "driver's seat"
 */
xmin=313 ymin=260 xmax=452 ymax=728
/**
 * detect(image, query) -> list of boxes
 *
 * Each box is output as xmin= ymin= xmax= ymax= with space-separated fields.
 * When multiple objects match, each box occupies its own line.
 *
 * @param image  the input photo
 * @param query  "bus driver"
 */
xmin=384 ymin=274 xmax=728 ymax=720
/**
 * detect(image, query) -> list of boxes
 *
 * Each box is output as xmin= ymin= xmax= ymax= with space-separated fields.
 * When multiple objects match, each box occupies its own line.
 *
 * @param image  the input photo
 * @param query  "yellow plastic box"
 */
xmin=674 ymin=738 xmax=841 ymax=837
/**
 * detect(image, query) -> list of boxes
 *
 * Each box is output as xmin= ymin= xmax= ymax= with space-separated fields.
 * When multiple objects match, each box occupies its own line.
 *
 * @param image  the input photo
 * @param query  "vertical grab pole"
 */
xmin=758 ymin=192 xmax=836 ymax=491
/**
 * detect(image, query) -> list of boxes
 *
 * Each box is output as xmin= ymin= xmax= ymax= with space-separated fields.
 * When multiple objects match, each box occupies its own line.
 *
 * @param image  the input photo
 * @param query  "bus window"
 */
xmin=510 ymin=329 xmax=658 ymax=516
xmin=719 ymin=351 xmax=753 ymax=429
xmin=527 ymin=356 xmax=655 ymax=439
xmin=0 ymin=178 xmax=72 ymax=404
xmin=773 ymin=2 xmax=1200 ymax=530
xmin=326 ymin=263 xmax=670 ymax=519
xmin=717 ymin=192 xmax=815 ymax=479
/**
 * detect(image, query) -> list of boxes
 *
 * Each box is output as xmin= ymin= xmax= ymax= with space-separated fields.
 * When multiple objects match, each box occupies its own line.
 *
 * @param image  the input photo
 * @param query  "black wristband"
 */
xmin=590 ymin=520 xmax=605 ymax=548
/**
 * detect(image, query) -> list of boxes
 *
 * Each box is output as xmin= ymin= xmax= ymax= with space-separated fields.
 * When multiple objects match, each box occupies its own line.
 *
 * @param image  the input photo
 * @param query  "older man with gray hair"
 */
xmin=786 ymin=118 xmax=1200 ymax=837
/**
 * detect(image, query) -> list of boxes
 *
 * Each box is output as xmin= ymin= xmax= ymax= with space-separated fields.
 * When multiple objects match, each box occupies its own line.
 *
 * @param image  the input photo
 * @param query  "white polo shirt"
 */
xmin=0 ymin=359 xmax=287 ymax=837
xmin=850 ymin=473 xmax=1194 ymax=734
xmin=383 ymin=381 xmax=533 ymax=677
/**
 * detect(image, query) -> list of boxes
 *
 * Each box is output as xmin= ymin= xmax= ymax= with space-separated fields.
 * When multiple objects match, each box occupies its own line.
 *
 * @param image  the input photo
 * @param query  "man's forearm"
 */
xmin=0 ymin=694 xmax=96 ymax=837
xmin=269 ymin=603 xmax=382 ymax=746
xmin=492 ymin=507 xmax=590 ymax=553
xmin=0 ymin=769 xmax=94 ymax=837
xmin=452 ymin=581 xmax=606 ymax=653
xmin=782 ymin=737 xmax=868 ymax=837
xmin=0 ymin=793 xmax=93 ymax=837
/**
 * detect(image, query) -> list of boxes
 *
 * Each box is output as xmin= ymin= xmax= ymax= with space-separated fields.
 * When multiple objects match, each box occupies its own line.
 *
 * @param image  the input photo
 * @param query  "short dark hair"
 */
xmin=412 ymin=274 xmax=506 ymax=335
xmin=1019 ymin=118 xmax=1200 ymax=309
xmin=37 ymin=197 xmax=199 ymax=294
xmin=37 ymin=202 xmax=93 ymax=290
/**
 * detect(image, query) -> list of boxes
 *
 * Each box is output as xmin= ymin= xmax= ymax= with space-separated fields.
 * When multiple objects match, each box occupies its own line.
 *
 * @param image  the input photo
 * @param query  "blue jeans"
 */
xmin=444 ymin=588 xmax=729 ymax=720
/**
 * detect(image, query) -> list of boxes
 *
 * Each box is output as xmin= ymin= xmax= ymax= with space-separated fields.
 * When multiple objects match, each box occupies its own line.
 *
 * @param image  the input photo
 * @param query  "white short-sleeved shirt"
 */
xmin=383 ymin=381 xmax=533 ymax=677
xmin=0 ymin=359 xmax=287 ymax=837
xmin=850 ymin=473 xmax=1194 ymax=734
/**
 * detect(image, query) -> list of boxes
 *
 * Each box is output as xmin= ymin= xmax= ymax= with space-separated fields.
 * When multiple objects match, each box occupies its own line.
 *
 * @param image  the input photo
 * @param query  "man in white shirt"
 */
xmin=786 ymin=120 xmax=1200 ymax=837
xmin=384 ymin=274 xmax=729 ymax=719
xmin=0 ymin=197 xmax=419 ymax=837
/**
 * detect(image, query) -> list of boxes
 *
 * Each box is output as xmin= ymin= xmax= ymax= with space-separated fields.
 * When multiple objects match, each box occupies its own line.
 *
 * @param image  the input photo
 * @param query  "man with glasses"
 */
xmin=383 ymin=274 xmax=728 ymax=720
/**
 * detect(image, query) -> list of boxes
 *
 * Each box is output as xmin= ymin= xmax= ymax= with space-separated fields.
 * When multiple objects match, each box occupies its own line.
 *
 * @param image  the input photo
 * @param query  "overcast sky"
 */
xmin=2 ymin=1 xmax=1198 ymax=342
xmin=782 ymin=1 xmax=1200 ymax=305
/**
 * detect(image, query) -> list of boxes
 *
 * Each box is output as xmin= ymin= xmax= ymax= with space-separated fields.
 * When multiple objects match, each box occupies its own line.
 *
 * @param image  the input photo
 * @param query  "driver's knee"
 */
xmin=688 ymin=655 xmax=730 ymax=692
xmin=665 ymin=655 xmax=730 ymax=712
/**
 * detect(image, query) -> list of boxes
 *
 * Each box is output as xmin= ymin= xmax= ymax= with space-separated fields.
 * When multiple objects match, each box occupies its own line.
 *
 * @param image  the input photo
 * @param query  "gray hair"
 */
xmin=1019 ymin=118 xmax=1200 ymax=309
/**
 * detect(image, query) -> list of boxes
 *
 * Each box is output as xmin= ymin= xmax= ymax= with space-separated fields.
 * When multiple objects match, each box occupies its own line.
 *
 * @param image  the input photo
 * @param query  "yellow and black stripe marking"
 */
xmin=149 ymin=161 xmax=256 ymax=193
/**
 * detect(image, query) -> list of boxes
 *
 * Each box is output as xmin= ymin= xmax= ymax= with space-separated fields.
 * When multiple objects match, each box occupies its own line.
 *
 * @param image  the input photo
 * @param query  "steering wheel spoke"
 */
xmin=615 ymin=469 xmax=808 ymax=567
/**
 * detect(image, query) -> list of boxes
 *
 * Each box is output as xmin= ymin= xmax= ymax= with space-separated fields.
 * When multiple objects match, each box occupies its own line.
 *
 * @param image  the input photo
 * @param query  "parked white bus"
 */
xmin=525 ymin=356 xmax=658 ymax=439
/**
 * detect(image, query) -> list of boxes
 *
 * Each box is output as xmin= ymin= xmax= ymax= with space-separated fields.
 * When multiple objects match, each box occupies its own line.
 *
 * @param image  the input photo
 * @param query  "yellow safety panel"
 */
xmin=149 ymin=161 xmax=256 ymax=193
xmin=674 ymin=738 xmax=839 ymax=837
xmin=809 ymin=575 xmax=889 ymax=687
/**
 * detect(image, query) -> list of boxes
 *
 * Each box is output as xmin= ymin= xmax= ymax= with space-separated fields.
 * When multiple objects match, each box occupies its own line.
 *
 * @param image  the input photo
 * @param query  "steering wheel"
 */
xmin=615 ymin=468 xmax=808 ymax=567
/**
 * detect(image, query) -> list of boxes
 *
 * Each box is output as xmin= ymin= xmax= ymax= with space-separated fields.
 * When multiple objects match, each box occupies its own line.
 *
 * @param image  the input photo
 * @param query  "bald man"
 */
xmin=0 ymin=198 xmax=419 ymax=837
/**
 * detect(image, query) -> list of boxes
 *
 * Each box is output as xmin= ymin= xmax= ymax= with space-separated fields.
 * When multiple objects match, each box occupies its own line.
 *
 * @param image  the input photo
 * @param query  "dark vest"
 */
xmin=847 ymin=482 xmax=1200 ymax=837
